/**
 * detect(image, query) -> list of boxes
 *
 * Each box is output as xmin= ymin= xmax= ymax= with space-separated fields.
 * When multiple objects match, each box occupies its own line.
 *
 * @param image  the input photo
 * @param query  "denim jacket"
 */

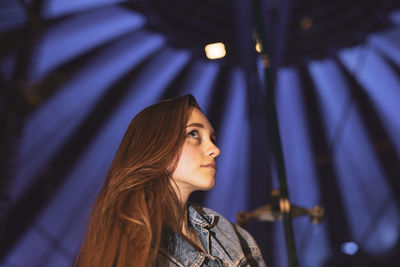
xmin=157 ymin=204 xmax=266 ymax=267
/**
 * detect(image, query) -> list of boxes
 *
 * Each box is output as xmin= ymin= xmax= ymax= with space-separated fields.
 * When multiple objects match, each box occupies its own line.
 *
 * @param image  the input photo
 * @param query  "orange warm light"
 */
xmin=205 ymin=42 xmax=226 ymax=59
xmin=300 ymin=16 xmax=313 ymax=30
xmin=255 ymin=42 xmax=263 ymax=53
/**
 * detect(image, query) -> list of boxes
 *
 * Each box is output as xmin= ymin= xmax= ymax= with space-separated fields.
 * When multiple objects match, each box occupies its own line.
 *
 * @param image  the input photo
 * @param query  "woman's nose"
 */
xmin=208 ymin=143 xmax=221 ymax=158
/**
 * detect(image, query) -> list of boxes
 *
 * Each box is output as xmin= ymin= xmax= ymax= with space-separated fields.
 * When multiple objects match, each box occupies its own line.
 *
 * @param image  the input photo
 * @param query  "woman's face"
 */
xmin=171 ymin=108 xmax=220 ymax=197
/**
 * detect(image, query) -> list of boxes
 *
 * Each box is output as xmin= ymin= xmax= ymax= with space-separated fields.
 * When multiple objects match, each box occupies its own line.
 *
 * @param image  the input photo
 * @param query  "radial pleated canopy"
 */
xmin=0 ymin=0 xmax=400 ymax=267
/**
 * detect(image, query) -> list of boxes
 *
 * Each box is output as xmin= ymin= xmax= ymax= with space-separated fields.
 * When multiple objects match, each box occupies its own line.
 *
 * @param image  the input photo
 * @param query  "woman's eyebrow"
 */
xmin=187 ymin=123 xmax=204 ymax=128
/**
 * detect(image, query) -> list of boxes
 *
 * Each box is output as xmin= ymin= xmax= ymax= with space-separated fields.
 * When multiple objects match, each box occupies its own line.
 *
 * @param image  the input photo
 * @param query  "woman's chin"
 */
xmin=199 ymin=178 xmax=216 ymax=191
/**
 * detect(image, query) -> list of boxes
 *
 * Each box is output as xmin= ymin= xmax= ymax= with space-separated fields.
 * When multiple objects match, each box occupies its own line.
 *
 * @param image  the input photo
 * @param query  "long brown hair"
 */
xmin=74 ymin=95 xmax=200 ymax=267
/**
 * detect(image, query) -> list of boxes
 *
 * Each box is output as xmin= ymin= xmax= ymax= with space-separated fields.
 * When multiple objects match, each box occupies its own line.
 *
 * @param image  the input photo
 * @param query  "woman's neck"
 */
xmin=169 ymin=180 xmax=195 ymax=237
xmin=180 ymin=201 xmax=190 ymax=236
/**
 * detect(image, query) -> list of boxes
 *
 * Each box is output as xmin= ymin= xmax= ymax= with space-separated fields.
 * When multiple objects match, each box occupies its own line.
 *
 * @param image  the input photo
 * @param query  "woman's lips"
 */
xmin=201 ymin=163 xmax=217 ymax=170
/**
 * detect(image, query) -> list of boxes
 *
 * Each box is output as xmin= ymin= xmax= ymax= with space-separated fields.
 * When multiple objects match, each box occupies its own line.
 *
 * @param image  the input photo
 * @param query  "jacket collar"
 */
xmin=188 ymin=203 xmax=215 ymax=229
xmin=158 ymin=204 xmax=216 ymax=267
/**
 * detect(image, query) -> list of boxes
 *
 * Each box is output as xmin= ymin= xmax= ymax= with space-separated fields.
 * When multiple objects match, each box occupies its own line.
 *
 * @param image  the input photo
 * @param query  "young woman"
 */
xmin=75 ymin=95 xmax=266 ymax=267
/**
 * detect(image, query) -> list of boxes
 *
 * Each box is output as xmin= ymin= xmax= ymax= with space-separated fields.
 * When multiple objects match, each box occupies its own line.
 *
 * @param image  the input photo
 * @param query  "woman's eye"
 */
xmin=188 ymin=130 xmax=200 ymax=138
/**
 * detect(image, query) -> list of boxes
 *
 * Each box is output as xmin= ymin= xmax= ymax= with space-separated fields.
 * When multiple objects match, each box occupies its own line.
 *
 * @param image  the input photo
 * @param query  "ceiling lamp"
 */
xmin=205 ymin=42 xmax=226 ymax=60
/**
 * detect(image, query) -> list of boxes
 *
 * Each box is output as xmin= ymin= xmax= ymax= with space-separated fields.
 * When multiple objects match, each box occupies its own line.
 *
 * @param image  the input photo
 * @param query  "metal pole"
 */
xmin=251 ymin=0 xmax=298 ymax=266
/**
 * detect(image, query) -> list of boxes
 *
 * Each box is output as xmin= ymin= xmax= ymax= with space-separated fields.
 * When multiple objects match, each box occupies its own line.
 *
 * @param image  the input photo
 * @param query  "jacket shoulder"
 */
xmin=193 ymin=205 xmax=266 ymax=266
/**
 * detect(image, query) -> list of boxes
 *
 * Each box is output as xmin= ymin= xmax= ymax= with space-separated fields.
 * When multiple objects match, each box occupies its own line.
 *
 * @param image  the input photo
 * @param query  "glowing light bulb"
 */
xmin=205 ymin=42 xmax=226 ymax=59
xmin=255 ymin=42 xmax=263 ymax=53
